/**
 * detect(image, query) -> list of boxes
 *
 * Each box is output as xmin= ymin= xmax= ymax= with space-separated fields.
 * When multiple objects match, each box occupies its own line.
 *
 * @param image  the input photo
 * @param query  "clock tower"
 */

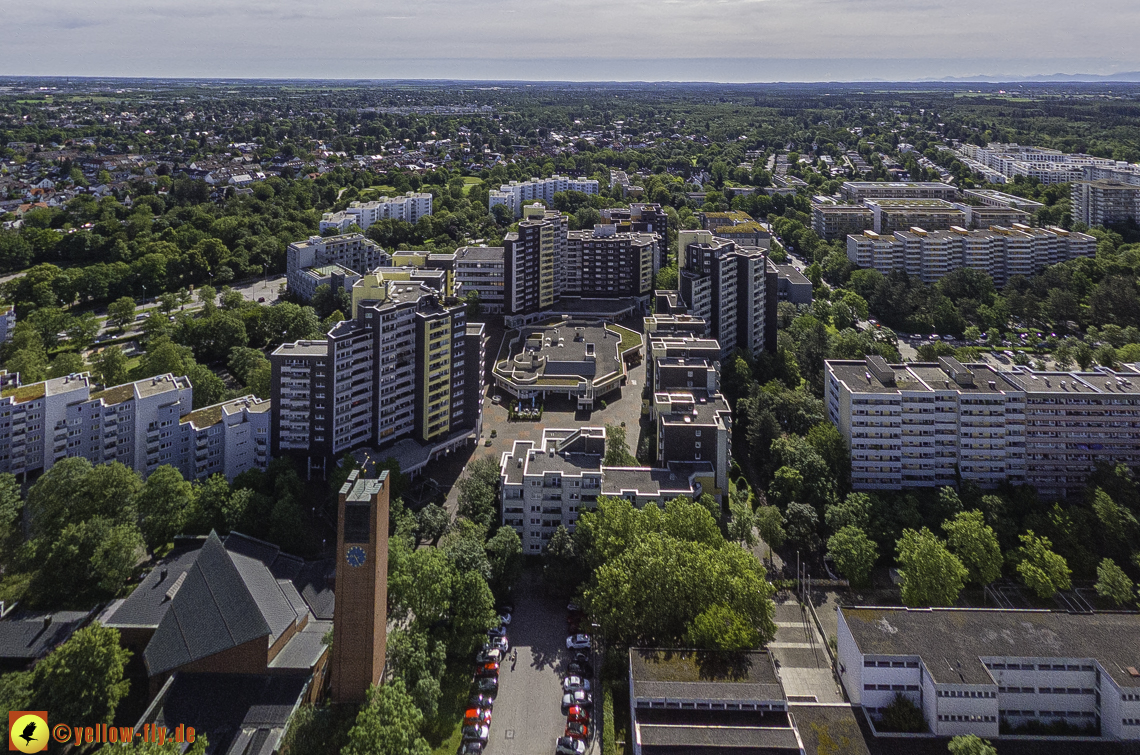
xmin=331 ymin=469 xmax=390 ymax=703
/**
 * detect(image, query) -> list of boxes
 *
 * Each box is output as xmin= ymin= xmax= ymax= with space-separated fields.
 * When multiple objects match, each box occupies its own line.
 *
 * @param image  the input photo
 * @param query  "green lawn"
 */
xmin=609 ymin=324 xmax=643 ymax=355
xmin=425 ymin=660 xmax=476 ymax=754
xmin=359 ymin=185 xmax=399 ymax=199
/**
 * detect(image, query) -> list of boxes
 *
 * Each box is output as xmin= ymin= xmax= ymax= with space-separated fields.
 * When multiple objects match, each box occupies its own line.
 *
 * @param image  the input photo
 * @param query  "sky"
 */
xmin=3 ymin=0 xmax=1138 ymax=82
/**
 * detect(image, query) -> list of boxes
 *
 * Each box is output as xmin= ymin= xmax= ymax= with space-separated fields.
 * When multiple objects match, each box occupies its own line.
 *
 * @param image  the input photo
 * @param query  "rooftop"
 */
xmin=630 ymin=649 xmax=785 ymax=703
xmin=272 ymin=340 xmax=328 ymax=358
xmin=455 ymin=245 xmax=505 ymax=262
xmin=866 ymin=198 xmax=959 ymax=209
xmin=842 ymin=606 xmax=1140 ymax=688
xmin=601 ymin=466 xmax=701 ymax=498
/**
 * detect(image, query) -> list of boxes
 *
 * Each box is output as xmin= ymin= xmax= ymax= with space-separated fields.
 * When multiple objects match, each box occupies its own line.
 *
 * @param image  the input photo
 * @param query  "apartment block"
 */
xmin=826 ymin=355 xmax=1140 ymax=497
xmin=865 ymin=199 xmax=965 ymax=234
xmin=846 ymin=225 xmax=1095 ymax=285
xmin=270 ymin=280 xmax=484 ymax=463
xmin=1072 ymin=180 xmax=1140 ymax=227
xmin=454 ymin=246 xmax=505 ymax=313
xmin=319 ymin=192 xmax=433 ymax=233
xmin=838 ymin=606 xmax=1140 ymax=741
xmin=0 ymin=371 xmax=266 ymax=481
xmin=565 ymin=225 xmax=657 ymax=302
xmin=952 ymin=202 xmax=1031 ymax=230
xmin=523 ymin=204 xmax=570 ymax=297
xmin=841 ymin=181 xmax=958 ymax=202
xmin=286 ymin=234 xmax=391 ymax=302
xmin=601 ymin=203 xmax=670 ymax=269
xmin=680 ymin=233 xmax=770 ymax=357
xmin=498 ymin=427 xmax=717 ymax=553
xmin=811 ymin=201 xmax=874 ymax=240
xmin=961 ymin=189 xmax=1045 ymax=213
xmin=488 ymin=175 xmax=598 ymax=218
xmin=652 ymin=377 xmax=732 ymax=497
xmin=504 ymin=216 xmax=556 ymax=316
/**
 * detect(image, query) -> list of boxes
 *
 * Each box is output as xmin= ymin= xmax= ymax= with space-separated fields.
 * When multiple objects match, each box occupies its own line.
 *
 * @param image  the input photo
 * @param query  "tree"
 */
xmin=947 ymin=734 xmax=998 ymax=755
xmin=415 ymin=503 xmax=449 ymax=544
xmin=66 ymin=313 xmax=100 ymax=351
xmin=896 ymin=528 xmax=968 ymax=607
xmin=92 ymin=345 xmax=130 ymax=386
xmin=876 ymin=692 xmax=926 ymax=733
xmin=135 ymin=465 xmax=194 ymax=550
xmin=107 ymin=296 xmax=136 ymax=332
xmin=1095 ymin=558 xmax=1135 ymax=607
xmin=825 ymin=492 xmax=872 ymax=532
xmin=456 ymin=455 xmax=500 ymax=528
xmin=485 ymin=525 xmax=523 ymax=597
xmin=32 ymin=623 xmax=131 ymax=727
xmin=47 ymin=351 xmax=85 ymax=379
xmin=34 ymin=517 xmax=144 ymax=606
xmin=784 ymin=502 xmax=819 ymax=551
xmin=447 ymin=569 xmax=498 ymax=657
xmin=942 ymin=510 xmax=1002 ymax=586
xmin=386 ymin=628 xmax=446 ymax=719
xmin=768 ymin=467 xmax=804 ymax=507
xmin=1015 ymin=530 xmax=1072 ymax=600
xmin=684 ymin=604 xmax=761 ymax=651
xmin=543 ymin=524 xmax=581 ymax=596
xmin=754 ymin=506 xmax=786 ymax=558
xmin=0 ymin=671 xmax=31 ymax=746
xmin=827 ymin=526 xmax=878 ymax=587
xmin=603 ymin=423 xmax=637 ymax=467
xmin=27 ymin=458 xmax=140 ymax=541
xmin=342 ymin=680 xmax=430 ymax=755
xmin=728 ymin=488 xmax=757 ymax=547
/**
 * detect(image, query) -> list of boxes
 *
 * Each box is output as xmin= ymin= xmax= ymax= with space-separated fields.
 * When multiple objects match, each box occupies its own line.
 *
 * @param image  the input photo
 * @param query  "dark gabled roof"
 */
xmin=100 ymin=544 xmax=203 ymax=631
xmin=224 ymin=531 xmax=305 ymax=581
xmin=153 ymin=673 xmax=308 ymax=755
xmin=0 ymin=609 xmax=93 ymax=662
xmin=292 ymin=560 xmax=335 ymax=621
xmin=145 ymin=532 xmax=273 ymax=676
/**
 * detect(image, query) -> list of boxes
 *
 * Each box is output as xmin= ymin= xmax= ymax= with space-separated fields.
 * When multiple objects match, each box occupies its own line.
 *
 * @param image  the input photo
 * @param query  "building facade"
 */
xmin=319 ymin=193 xmax=433 ymax=233
xmin=1072 ymin=180 xmax=1140 ymax=227
xmin=488 ymin=175 xmax=598 ymax=217
xmin=454 ymin=246 xmax=505 ymax=313
xmin=680 ymin=234 xmax=770 ymax=357
xmin=841 ymin=181 xmax=958 ymax=202
xmin=826 ymin=355 xmax=1140 ymax=498
xmin=286 ymin=234 xmax=390 ymax=302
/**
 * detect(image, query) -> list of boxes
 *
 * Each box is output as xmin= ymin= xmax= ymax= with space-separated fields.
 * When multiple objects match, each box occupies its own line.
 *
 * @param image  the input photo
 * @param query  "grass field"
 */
xmin=359 ymin=185 xmax=399 ymax=199
xmin=426 ymin=659 xmax=477 ymax=754
xmin=461 ymin=177 xmax=483 ymax=196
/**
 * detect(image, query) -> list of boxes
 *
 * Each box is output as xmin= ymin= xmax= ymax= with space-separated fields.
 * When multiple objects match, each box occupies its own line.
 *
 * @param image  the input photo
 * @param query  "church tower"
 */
xmin=330 ymin=469 xmax=390 ymax=703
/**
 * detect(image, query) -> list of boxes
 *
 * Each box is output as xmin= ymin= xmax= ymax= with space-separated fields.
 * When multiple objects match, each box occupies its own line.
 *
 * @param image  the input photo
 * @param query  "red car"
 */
xmin=567 ymin=705 xmax=590 ymax=724
xmin=464 ymin=707 xmax=492 ymax=726
xmin=565 ymin=721 xmax=589 ymax=740
xmin=476 ymin=661 xmax=500 ymax=678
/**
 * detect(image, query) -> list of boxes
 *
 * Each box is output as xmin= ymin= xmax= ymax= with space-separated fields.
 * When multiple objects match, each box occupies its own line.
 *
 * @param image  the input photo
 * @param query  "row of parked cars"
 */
xmin=459 ymin=606 xmax=513 ymax=754
xmin=555 ymin=604 xmax=593 ymax=755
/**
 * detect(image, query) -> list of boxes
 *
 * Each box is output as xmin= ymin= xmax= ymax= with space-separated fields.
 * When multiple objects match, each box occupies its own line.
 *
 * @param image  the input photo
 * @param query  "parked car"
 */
xmin=565 ymin=721 xmax=590 ymax=741
xmin=476 ymin=662 xmax=500 ymax=678
xmin=475 ymin=677 xmax=499 ymax=694
xmin=459 ymin=743 xmax=484 ymax=755
xmin=498 ymin=611 xmax=512 ymax=626
xmin=555 ymin=735 xmax=587 ymax=755
xmin=488 ymin=625 xmax=508 ymax=638
xmin=562 ymin=675 xmax=591 ymax=693
xmin=568 ymin=661 xmax=592 ymax=677
xmin=566 ymin=634 xmax=591 ymax=650
xmin=476 ymin=648 xmax=503 ymax=664
xmin=561 ymin=689 xmax=592 ymax=713
xmin=461 ymin=724 xmax=489 ymax=744
xmin=572 ymin=651 xmax=592 ymax=666
xmin=567 ymin=705 xmax=590 ymax=724
xmin=257 ymin=297 xmax=266 ymax=303
xmin=464 ymin=707 xmax=492 ymax=726
xmin=489 ymin=635 xmax=509 ymax=653
xmin=468 ymin=693 xmax=494 ymax=710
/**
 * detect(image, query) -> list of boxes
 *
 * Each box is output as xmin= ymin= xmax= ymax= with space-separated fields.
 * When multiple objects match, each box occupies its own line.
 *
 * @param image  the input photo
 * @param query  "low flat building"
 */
xmin=629 ymin=648 xmax=803 ymax=755
xmin=841 ymin=181 xmax=958 ymax=202
xmin=865 ymin=199 xmax=965 ymax=234
xmin=774 ymin=264 xmax=812 ymax=304
xmin=838 ymin=606 xmax=1140 ymax=742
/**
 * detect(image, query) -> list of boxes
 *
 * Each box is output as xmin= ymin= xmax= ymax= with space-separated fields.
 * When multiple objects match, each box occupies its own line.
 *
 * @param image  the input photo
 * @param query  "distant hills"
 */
xmin=930 ymin=72 xmax=1140 ymax=83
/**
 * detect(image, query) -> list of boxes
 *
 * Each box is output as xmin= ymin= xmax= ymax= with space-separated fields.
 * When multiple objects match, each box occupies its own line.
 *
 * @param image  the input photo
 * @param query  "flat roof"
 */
xmin=273 ymin=340 xmax=328 ymax=358
xmin=455 ymin=246 xmax=505 ymax=261
xmin=865 ymin=198 xmax=959 ymax=209
xmin=601 ymin=467 xmax=697 ymax=498
xmin=631 ymin=649 xmax=785 ymax=703
xmin=842 ymin=606 xmax=1140 ymax=688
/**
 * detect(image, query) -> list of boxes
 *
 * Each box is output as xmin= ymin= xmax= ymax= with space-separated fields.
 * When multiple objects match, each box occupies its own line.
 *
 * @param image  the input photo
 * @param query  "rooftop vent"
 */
xmin=163 ymin=571 xmax=187 ymax=603
xmin=1128 ymin=667 xmax=1140 ymax=678
xmin=988 ymin=381 xmax=996 ymax=390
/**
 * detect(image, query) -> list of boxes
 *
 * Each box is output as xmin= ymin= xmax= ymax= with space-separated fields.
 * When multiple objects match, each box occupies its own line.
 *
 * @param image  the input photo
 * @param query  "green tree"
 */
xmin=47 ymin=351 xmax=86 ymax=379
xmin=1091 ymin=487 xmax=1138 ymax=536
xmin=66 ymin=313 xmax=100 ymax=352
xmin=768 ymin=466 xmax=804 ymax=508
xmin=684 ymin=604 xmax=760 ymax=651
xmin=825 ymin=492 xmax=872 ymax=532
xmin=0 ymin=671 xmax=32 ymax=746
xmin=947 ymin=734 xmax=998 ymax=755
xmin=456 ymin=455 xmax=500 ymax=528
xmin=485 ymin=525 xmax=523 ymax=597
xmin=942 ymin=510 xmax=1002 ymax=586
xmin=727 ymin=487 xmax=757 ymax=547
xmin=447 ymin=569 xmax=498 ymax=657
xmin=34 ymin=517 xmax=144 ymax=606
xmin=827 ymin=526 xmax=878 ymax=587
xmin=97 ymin=738 xmax=208 ymax=754
xmin=135 ymin=465 xmax=194 ymax=550
xmin=386 ymin=628 xmax=446 ymax=719
xmin=31 ymin=623 xmax=131 ymax=727
xmin=342 ymin=680 xmax=430 ymax=755
xmin=784 ymin=502 xmax=819 ymax=550
xmin=1015 ymin=530 xmax=1072 ymax=600
xmin=415 ymin=503 xmax=449 ymax=544
xmin=754 ymin=506 xmax=786 ymax=559
xmin=92 ymin=345 xmax=130 ymax=386
xmin=27 ymin=458 xmax=141 ymax=540
xmin=1095 ymin=558 xmax=1135 ymax=607
xmin=542 ymin=524 xmax=581 ymax=596
xmin=896 ymin=528 xmax=968 ymax=607
xmin=107 ymin=296 xmax=136 ymax=333
xmin=603 ymin=423 xmax=637 ymax=467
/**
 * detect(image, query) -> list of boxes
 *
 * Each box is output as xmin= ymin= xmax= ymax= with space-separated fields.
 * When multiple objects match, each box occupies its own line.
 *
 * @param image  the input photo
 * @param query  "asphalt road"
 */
xmin=484 ymin=572 xmax=581 ymax=755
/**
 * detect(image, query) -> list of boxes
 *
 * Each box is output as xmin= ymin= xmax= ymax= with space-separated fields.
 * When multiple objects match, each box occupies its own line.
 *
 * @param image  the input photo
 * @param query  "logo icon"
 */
xmin=8 ymin=712 xmax=48 ymax=753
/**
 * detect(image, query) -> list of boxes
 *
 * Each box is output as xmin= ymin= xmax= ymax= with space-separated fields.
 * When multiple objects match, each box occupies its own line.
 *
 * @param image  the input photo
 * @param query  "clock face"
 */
xmin=346 ymin=546 xmax=367 ymax=567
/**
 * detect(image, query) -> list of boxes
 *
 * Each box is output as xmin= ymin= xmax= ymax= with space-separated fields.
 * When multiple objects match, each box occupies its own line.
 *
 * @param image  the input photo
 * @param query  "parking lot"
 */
xmin=483 ymin=571 xmax=596 ymax=755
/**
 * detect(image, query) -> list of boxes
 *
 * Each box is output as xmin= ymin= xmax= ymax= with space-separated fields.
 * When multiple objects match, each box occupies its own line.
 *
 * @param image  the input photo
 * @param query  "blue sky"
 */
xmin=3 ymin=0 xmax=1136 ymax=81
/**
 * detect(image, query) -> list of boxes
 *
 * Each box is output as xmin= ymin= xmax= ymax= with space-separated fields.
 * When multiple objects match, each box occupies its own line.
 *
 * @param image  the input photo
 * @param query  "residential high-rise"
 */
xmin=0 ymin=305 xmax=14 ymax=344
xmin=679 ymin=233 xmax=770 ymax=357
xmin=602 ymin=203 xmax=670 ymax=269
xmin=826 ymin=355 xmax=1140 ymax=498
xmin=331 ymin=470 xmax=390 ymax=704
xmin=504 ymin=216 xmax=555 ymax=316
xmin=270 ymin=280 xmax=484 ymax=469
xmin=454 ymin=246 xmax=505 ymax=313
xmin=1071 ymin=180 xmax=1140 ymax=227
xmin=565 ymin=225 xmax=657 ymax=301
xmin=319 ymin=192 xmax=433 ymax=233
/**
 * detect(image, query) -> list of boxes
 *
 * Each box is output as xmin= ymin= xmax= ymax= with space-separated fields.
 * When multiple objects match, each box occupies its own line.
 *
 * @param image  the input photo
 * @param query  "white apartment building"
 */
xmin=956 ymin=142 xmax=1129 ymax=186
xmin=1072 ymin=180 xmax=1140 ymax=227
xmin=286 ymin=234 xmax=391 ymax=302
xmin=488 ymin=175 xmax=599 ymax=218
xmin=847 ymin=225 xmax=1095 ymax=285
xmin=827 ymin=356 xmax=1140 ymax=497
xmin=499 ymin=427 xmax=715 ymax=553
xmin=0 ymin=371 xmax=267 ymax=481
xmin=838 ymin=606 xmax=1140 ymax=742
xmin=318 ymin=192 xmax=433 ymax=233
xmin=454 ymin=246 xmax=505 ymax=313
xmin=0 ymin=305 xmax=14 ymax=344
xmin=840 ymin=181 xmax=958 ymax=202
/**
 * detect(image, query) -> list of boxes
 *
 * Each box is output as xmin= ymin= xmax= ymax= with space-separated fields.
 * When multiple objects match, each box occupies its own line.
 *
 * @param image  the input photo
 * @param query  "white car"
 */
xmin=562 ymin=675 xmax=592 ymax=692
xmin=566 ymin=634 xmax=591 ymax=650
xmin=498 ymin=612 xmax=512 ymax=626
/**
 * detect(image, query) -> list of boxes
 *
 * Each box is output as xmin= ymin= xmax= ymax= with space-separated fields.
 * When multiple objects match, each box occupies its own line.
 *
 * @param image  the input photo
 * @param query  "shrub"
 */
xmin=603 ymin=682 xmax=616 ymax=754
xmin=875 ymin=692 xmax=926 ymax=733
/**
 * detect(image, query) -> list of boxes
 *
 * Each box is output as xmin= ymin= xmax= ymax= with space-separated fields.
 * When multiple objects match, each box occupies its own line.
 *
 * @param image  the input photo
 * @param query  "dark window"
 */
xmin=344 ymin=503 xmax=371 ymax=543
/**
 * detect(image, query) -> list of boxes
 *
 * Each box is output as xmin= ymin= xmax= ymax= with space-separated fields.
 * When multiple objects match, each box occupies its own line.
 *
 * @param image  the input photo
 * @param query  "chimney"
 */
xmin=160 ymin=568 xmax=168 ymax=581
xmin=43 ymin=615 xmax=52 ymax=630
